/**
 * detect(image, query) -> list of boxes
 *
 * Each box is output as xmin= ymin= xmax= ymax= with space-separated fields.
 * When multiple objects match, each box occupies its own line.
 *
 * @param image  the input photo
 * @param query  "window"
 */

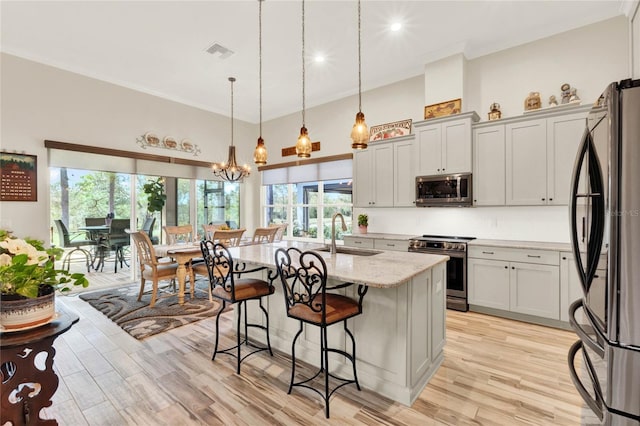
xmin=196 ymin=180 xmax=241 ymax=232
xmin=263 ymin=179 xmax=352 ymax=242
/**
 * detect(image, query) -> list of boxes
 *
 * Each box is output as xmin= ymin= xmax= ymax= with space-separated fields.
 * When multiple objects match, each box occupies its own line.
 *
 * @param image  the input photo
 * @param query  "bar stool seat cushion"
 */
xmin=211 ymin=278 xmax=274 ymax=302
xmin=288 ymin=294 xmax=360 ymax=326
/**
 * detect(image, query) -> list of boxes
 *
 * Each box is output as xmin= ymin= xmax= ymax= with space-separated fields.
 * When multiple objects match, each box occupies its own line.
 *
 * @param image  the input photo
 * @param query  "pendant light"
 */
xmin=295 ymin=0 xmax=312 ymax=158
xmin=350 ymin=0 xmax=368 ymax=149
xmin=253 ymin=0 xmax=267 ymax=166
xmin=212 ymin=77 xmax=251 ymax=182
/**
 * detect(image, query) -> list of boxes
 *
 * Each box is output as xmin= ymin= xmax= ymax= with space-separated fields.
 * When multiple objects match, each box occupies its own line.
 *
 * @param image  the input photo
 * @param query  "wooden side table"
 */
xmin=1 ymin=309 xmax=79 ymax=425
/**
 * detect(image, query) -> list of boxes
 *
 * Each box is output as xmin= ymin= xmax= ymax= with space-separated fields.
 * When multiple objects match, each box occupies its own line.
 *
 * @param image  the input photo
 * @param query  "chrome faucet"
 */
xmin=330 ymin=212 xmax=347 ymax=254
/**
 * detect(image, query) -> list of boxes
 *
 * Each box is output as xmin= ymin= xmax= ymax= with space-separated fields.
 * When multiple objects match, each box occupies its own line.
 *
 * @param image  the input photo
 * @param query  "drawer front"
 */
xmin=468 ymin=246 xmax=514 ymax=260
xmin=374 ymin=239 xmax=409 ymax=252
xmin=469 ymin=246 xmax=559 ymax=265
xmin=343 ymin=236 xmax=374 ymax=249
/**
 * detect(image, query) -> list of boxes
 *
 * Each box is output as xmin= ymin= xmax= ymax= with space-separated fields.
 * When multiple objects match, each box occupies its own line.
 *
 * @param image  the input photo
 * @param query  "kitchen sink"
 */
xmin=316 ymin=246 xmax=382 ymax=256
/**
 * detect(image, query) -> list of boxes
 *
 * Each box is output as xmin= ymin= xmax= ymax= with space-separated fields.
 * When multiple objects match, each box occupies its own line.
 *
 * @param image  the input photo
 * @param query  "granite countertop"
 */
xmin=228 ymin=241 xmax=448 ymax=289
xmin=344 ymin=233 xmax=419 ymax=240
xmin=469 ymin=239 xmax=572 ymax=252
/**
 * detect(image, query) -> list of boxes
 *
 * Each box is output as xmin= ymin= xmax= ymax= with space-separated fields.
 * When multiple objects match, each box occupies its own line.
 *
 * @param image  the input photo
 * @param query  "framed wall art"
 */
xmin=424 ymin=98 xmax=462 ymax=119
xmin=369 ymin=119 xmax=412 ymax=142
xmin=1 ymin=153 xmax=38 ymax=201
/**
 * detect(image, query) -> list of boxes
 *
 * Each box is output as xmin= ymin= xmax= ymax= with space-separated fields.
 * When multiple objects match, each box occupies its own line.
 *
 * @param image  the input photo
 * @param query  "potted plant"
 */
xmin=0 ymin=229 xmax=89 ymax=331
xmin=357 ymin=214 xmax=368 ymax=234
xmin=143 ymin=178 xmax=166 ymax=217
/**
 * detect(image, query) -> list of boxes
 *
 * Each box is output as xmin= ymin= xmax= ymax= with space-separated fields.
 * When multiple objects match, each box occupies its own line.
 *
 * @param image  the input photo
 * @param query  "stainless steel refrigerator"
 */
xmin=567 ymin=78 xmax=640 ymax=425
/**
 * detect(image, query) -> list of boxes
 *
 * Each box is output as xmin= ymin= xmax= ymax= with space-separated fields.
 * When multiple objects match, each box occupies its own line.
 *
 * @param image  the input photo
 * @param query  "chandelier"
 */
xmin=253 ymin=0 xmax=267 ymax=166
xmin=350 ymin=0 xmax=368 ymax=149
xmin=212 ymin=77 xmax=251 ymax=182
xmin=295 ymin=0 xmax=312 ymax=158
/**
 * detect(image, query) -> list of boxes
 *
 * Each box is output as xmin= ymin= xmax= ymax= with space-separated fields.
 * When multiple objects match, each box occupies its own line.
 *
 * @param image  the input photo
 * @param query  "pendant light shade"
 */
xmin=296 ymin=126 xmax=311 ymax=158
xmin=350 ymin=0 xmax=368 ymax=150
xmin=212 ymin=77 xmax=250 ymax=182
xmin=295 ymin=0 xmax=311 ymax=158
xmin=253 ymin=0 xmax=267 ymax=166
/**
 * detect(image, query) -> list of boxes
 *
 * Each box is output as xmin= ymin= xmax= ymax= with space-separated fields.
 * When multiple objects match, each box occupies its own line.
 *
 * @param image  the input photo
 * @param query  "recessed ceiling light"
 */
xmin=390 ymin=22 xmax=402 ymax=32
xmin=314 ymin=55 xmax=325 ymax=63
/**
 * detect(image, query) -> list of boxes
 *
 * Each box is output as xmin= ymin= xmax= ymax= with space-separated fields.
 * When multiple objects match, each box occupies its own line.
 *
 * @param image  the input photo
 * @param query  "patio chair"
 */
xmin=54 ymin=219 xmax=96 ymax=272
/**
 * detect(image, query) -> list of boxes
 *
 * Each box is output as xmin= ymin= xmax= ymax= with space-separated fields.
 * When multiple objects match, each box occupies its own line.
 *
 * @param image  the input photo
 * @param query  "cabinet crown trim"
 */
xmin=473 ymin=104 xmax=592 ymax=129
xmin=414 ymin=111 xmax=480 ymax=128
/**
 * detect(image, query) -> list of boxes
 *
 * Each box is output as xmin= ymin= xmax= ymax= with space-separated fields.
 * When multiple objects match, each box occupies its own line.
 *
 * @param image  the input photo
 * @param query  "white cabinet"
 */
xmin=474 ymin=106 xmax=590 ymax=207
xmin=509 ymin=262 xmax=560 ymax=319
xmin=344 ymin=236 xmax=409 ymax=252
xmin=343 ymin=235 xmax=375 ymax=249
xmin=468 ymin=258 xmax=510 ymax=310
xmin=394 ymin=139 xmax=415 ymax=207
xmin=473 ymin=124 xmax=506 ymax=206
xmin=353 ymin=136 xmax=415 ymax=208
xmin=353 ymin=143 xmax=394 ymax=207
xmin=414 ymin=112 xmax=479 ymax=176
xmin=468 ymin=245 xmax=560 ymax=320
xmin=505 ymin=118 xmax=548 ymax=205
xmin=546 ymin=112 xmax=587 ymax=205
xmin=560 ymin=251 xmax=583 ymax=322
xmin=500 ymin=107 xmax=588 ymax=206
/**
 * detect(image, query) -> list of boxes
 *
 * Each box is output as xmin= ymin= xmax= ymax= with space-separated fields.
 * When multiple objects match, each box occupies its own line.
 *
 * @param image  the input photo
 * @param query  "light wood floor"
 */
xmin=40 ymin=287 xmax=587 ymax=426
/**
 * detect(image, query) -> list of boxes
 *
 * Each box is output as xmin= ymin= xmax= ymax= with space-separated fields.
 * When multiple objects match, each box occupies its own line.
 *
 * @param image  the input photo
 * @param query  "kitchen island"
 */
xmin=226 ymin=241 xmax=448 ymax=406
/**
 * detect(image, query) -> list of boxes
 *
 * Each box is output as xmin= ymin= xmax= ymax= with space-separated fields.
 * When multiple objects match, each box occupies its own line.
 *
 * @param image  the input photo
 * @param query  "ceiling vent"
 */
xmin=205 ymin=42 xmax=234 ymax=59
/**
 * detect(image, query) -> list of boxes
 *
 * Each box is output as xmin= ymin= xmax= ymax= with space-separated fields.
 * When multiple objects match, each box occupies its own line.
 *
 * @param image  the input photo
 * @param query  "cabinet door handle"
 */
xmin=562 ymin=256 xmax=567 ymax=260
xmin=512 ymin=266 xmax=515 ymax=270
xmin=549 ymin=198 xmax=553 ymax=201
xmin=527 ymin=255 xmax=541 ymax=258
xmin=504 ymin=266 xmax=508 ymax=269
xmin=542 ymin=198 xmax=546 ymax=201
xmin=594 ymin=274 xmax=599 ymax=278
xmin=482 ymin=251 xmax=494 ymax=255
xmin=354 ymin=241 xmax=362 ymax=244
xmin=386 ymin=244 xmax=395 ymax=247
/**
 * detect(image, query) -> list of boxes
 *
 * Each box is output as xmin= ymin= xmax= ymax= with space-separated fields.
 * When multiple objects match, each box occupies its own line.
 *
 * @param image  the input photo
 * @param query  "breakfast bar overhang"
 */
xmin=226 ymin=241 xmax=449 ymax=406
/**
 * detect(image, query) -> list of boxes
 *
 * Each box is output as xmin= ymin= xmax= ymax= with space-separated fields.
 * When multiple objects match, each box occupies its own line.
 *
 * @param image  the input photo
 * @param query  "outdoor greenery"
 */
xmin=143 ymin=177 xmax=166 ymax=215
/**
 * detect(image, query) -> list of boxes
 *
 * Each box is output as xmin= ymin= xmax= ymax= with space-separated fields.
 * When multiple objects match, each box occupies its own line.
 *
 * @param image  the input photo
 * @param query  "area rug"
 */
xmin=79 ymin=280 xmax=223 ymax=340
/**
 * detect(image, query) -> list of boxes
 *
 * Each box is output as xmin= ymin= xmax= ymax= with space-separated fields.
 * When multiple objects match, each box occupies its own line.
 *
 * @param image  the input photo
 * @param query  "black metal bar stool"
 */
xmin=274 ymin=247 xmax=368 ymax=418
xmin=200 ymin=240 xmax=275 ymax=374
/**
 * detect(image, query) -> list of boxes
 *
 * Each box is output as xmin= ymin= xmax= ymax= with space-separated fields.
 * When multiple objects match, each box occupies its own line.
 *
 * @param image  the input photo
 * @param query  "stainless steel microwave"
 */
xmin=415 ymin=173 xmax=473 ymax=207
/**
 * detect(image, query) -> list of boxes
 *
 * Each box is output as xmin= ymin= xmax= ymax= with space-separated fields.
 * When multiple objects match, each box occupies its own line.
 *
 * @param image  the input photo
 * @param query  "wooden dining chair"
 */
xmin=212 ymin=228 xmax=246 ymax=247
xmin=251 ymin=227 xmax=279 ymax=244
xmin=163 ymin=225 xmax=195 ymax=244
xmin=202 ymin=224 xmax=223 ymax=240
xmin=269 ymin=223 xmax=288 ymax=242
xmin=129 ymin=231 xmax=180 ymax=308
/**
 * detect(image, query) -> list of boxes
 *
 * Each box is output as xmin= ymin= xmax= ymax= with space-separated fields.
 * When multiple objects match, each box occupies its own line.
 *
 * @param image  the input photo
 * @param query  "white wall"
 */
xmin=0 ymin=53 xmax=262 ymax=241
xmin=466 ymin=16 xmax=629 ymax=120
xmin=264 ymin=16 xmax=629 ymax=243
xmin=424 ymin=54 xmax=466 ymax=108
xmin=633 ymin=2 xmax=640 ymax=79
xmin=0 ymin=16 xmax=631 ymax=244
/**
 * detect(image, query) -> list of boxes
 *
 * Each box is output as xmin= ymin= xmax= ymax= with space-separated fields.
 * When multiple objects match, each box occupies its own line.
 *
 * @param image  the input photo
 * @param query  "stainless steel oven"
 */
xmin=408 ymin=235 xmax=475 ymax=311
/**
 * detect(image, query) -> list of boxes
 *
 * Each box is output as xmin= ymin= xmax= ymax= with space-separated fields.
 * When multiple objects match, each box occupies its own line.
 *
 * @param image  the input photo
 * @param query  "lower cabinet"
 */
xmin=468 ymin=246 xmax=561 ymax=321
xmin=344 ymin=236 xmax=409 ymax=252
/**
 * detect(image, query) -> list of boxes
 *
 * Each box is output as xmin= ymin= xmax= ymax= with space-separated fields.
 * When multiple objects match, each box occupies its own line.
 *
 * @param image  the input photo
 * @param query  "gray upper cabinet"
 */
xmin=473 ymin=105 xmax=590 ymax=207
xmin=473 ymin=124 xmax=506 ymax=206
xmin=414 ymin=112 xmax=479 ymax=176
xmin=353 ymin=135 xmax=415 ymax=208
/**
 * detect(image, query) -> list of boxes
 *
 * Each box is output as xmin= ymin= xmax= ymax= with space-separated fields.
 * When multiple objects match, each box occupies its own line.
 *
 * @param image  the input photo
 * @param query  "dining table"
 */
xmin=153 ymin=242 xmax=202 ymax=305
xmin=153 ymin=239 xmax=260 ymax=305
xmin=78 ymin=224 xmax=111 ymax=270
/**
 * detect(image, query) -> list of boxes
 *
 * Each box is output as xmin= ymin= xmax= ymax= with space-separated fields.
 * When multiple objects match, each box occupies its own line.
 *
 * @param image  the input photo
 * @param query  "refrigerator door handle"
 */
xmin=569 ymin=299 xmax=605 ymax=358
xmin=569 ymin=129 xmax=605 ymax=294
xmin=568 ymin=340 xmax=604 ymax=421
